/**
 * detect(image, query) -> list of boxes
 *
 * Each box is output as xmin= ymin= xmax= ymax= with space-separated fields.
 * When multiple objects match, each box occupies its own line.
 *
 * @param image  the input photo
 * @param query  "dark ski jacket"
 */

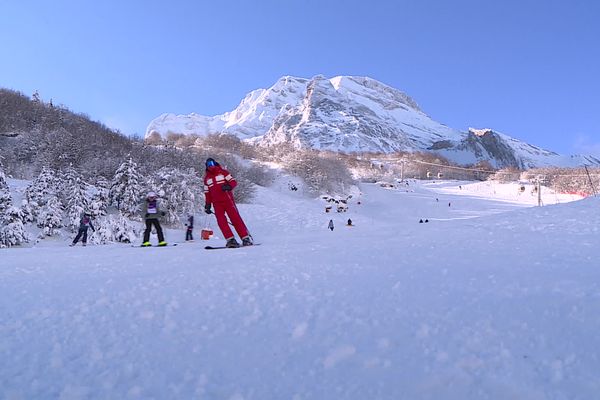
xmin=186 ymin=215 xmax=194 ymax=229
xmin=142 ymin=199 xmax=164 ymax=221
xmin=79 ymin=214 xmax=95 ymax=231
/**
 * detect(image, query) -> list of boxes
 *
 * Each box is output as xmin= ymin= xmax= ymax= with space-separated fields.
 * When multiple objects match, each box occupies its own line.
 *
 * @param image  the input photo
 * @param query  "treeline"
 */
xmin=0 ymin=88 xmax=133 ymax=178
xmin=0 ymin=89 xmax=221 ymax=181
xmin=153 ymin=132 xmax=497 ymax=193
xmin=0 ymin=158 xmax=208 ymax=247
xmin=0 ymin=89 xmax=269 ymax=200
xmin=151 ymin=132 xmax=356 ymax=195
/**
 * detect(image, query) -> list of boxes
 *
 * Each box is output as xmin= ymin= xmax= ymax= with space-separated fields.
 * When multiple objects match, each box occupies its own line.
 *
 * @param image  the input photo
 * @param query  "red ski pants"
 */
xmin=213 ymin=200 xmax=249 ymax=240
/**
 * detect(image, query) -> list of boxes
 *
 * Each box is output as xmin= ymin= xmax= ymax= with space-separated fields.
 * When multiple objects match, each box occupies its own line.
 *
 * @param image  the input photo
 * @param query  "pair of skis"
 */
xmin=133 ymin=243 xmax=178 ymax=247
xmin=204 ymin=243 xmax=260 ymax=250
xmin=132 ymin=242 xmax=260 ymax=249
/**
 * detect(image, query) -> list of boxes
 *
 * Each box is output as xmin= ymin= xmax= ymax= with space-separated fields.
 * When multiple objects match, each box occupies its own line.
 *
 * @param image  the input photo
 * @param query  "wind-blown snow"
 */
xmin=2 ymin=179 xmax=599 ymax=399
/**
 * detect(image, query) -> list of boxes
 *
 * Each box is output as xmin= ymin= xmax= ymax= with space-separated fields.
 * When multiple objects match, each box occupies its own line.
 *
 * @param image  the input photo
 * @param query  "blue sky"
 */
xmin=1 ymin=0 xmax=599 ymax=155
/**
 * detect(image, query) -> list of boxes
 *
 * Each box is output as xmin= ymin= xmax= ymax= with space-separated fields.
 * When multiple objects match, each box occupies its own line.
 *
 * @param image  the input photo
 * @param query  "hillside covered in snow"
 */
xmin=146 ymin=75 xmax=600 ymax=169
xmin=2 ymin=175 xmax=599 ymax=399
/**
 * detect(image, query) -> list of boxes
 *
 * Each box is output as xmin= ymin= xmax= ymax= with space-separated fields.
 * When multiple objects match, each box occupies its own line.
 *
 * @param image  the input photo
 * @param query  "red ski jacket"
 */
xmin=203 ymin=165 xmax=237 ymax=205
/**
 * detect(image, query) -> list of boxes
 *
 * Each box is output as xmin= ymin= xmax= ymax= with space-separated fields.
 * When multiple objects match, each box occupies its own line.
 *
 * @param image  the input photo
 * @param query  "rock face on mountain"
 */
xmin=258 ymin=76 xmax=464 ymax=153
xmin=430 ymin=128 xmax=600 ymax=169
xmin=146 ymin=75 xmax=599 ymax=168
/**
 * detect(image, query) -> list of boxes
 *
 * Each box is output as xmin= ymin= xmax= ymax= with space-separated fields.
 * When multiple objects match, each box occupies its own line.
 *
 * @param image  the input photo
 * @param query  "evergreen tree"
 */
xmin=112 ymin=213 xmax=139 ymax=243
xmin=37 ymin=194 xmax=63 ymax=236
xmin=59 ymin=164 xmax=80 ymax=204
xmin=110 ymin=157 xmax=142 ymax=218
xmin=148 ymin=167 xmax=201 ymax=225
xmin=25 ymin=166 xmax=58 ymax=219
xmin=0 ymin=206 xmax=29 ymax=248
xmin=89 ymin=177 xmax=110 ymax=218
xmin=0 ymin=161 xmax=27 ymax=247
xmin=89 ymin=216 xmax=113 ymax=244
xmin=0 ymin=161 xmax=12 ymax=215
xmin=89 ymin=213 xmax=138 ymax=244
xmin=65 ymin=176 xmax=90 ymax=232
xmin=59 ymin=167 xmax=91 ymax=232
xmin=19 ymin=199 xmax=35 ymax=224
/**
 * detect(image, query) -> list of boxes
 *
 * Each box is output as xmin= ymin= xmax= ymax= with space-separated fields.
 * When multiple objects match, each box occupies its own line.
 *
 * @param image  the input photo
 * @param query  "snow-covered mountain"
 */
xmin=146 ymin=75 xmax=599 ymax=169
xmin=431 ymin=128 xmax=600 ymax=169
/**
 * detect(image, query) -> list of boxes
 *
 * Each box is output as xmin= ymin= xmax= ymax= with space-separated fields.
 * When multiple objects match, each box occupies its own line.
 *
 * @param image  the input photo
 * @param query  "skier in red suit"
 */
xmin=203 ymin=158 xmax=252 ymax=248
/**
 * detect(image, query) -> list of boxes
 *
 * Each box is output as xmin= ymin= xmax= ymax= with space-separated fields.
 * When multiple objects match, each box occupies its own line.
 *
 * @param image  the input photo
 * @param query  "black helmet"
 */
xmin=205 ymin=158 xmax=218 ymax=168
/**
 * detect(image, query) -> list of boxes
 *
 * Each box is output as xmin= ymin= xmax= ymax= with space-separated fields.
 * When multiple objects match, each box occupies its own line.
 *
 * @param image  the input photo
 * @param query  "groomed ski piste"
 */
xmin=1 ymin=178 xmax=599 ymax=399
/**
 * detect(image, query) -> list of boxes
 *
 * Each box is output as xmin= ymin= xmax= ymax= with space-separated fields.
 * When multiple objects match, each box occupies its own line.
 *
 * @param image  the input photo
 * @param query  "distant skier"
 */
xmin=141 ymin=191 xmax=167 ymax=247
xmin=347 ymin=218 xmax=353 ymax=226
xmin=70 ymin=212 xmax=95 ymax=246
xmin=203 ymin=158 xmax=252 ymax=248
xmin=185 ymin=214 xmax=194 ymax=241
xmin=328 ymin=219 xmax=334 ymax=231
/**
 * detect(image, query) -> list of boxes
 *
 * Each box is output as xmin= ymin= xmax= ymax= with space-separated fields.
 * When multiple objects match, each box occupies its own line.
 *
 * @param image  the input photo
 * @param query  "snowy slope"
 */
xmin=146 ymin=75 xmax=599 ymax=168
xmin=2 ymin=178 xmax=600 ymax=399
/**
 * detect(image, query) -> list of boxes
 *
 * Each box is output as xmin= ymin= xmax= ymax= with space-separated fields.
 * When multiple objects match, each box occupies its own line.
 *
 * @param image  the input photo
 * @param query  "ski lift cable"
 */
xmin=410 ymin=160 xmax=506 ymax=174
xmin=390 ymin=159 xmax=600 ymax=177
xmin=376 ymin=157 xmax=498 ymax=174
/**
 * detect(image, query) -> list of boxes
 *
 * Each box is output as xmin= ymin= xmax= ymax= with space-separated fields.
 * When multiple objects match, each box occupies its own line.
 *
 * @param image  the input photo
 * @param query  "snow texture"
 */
xmin=1 ymin=178 xmax=600 ymax=399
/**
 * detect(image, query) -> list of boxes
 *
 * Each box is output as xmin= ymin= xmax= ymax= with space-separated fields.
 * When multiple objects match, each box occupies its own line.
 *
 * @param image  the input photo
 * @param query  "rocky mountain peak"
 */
xmin=145 ymin=75 xmax=599 ymax=168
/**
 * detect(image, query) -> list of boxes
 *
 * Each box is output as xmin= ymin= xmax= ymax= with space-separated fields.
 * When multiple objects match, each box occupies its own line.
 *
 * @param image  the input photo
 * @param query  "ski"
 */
xmin=204 ymin=243 xmax=261 ymax=250
xmin=132 ymin=243 xmax=178 ymax=247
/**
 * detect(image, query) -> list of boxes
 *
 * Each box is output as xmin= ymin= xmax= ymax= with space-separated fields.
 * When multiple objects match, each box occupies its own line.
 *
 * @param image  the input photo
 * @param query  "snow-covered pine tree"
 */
xmin=89 ymin=215 xmax=113 ymax=244
xmin=147 ymin=167 xmax=201 ymax=226
xmin=112 ymin=212 xmax=139 ymax=243
xmin=67 ymin=177 xmax=90 ymax=231
xmin=177 ymin=169 xmax=201 ymax=221
xmin=60 ymin=165 xmax=91 ymax=232
xmin=37 ymin=194 xmax=63 ymax=236
xmin=0 ymin=161 xmax=27 ymax=247
xmin=0 ymin=161 xmax=12 ymax=215
xmin=90 ymin=212 xmax=139 ymax=244
xmin=59 ymin=164 xmax=79 ymax=202
xmin=25 ymin=166 xmax=59 ymax=219
xmin=110 ymin=157 xmax=142 ymax=219
xmin=0 ymin=206 xmax=29 ymax=248
xmin=19 ymin=199 xmax=35 ymax=223
xmin=89 ymin=177 xmax=110 ymax=217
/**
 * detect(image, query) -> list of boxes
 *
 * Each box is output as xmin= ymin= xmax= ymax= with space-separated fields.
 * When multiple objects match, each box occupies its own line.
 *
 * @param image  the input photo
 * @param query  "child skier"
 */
xmin=70 ymin=212 xmax=95 ymax=246
xmin=141 ymin=191 xmax=167 ymax=247
xmin=185 ymin=215 xmax=194 ymax=241
xmin=203 ymin=158 xmax=252 ymax=248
